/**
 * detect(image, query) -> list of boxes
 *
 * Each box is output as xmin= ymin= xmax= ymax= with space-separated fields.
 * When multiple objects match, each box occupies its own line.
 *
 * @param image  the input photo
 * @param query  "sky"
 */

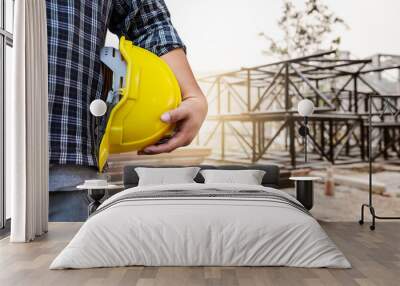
xmin=107 ymin=0 xmax=400 ymax=74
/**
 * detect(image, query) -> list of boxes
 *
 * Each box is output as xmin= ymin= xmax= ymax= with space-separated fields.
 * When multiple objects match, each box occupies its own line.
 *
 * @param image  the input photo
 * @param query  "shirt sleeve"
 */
xmin=109 ymin=0 xmax=186 ymax=56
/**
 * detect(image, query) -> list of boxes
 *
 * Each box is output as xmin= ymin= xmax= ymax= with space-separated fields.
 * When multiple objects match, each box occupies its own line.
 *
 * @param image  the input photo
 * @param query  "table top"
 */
xmin=76 ymin=184 xmax=122 ymax=190
xmin=289 ymin=176 xmax=321 ymax=181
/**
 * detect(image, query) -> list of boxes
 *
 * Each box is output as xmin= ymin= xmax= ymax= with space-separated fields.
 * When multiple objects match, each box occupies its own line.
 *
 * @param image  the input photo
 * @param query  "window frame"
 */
xmin=0 ymin=0 xmax=14 ymax=231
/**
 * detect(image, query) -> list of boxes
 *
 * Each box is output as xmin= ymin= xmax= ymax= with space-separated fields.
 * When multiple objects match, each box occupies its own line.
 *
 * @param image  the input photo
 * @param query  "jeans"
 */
xmin=49 ymin=165 xmax=99 ymax=222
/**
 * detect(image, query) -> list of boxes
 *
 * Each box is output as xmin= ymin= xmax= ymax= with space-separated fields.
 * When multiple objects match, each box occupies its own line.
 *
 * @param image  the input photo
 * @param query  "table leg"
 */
xmin=296 ymin=181 xmax=314 ymax=210
xmin=87 ymin=189 xmax=106 ymax=216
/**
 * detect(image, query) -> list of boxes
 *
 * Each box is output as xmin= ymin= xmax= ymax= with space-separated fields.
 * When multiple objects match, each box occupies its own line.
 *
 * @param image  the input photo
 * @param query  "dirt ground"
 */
xmin=284 ymin=182 xmax=400 ymax=222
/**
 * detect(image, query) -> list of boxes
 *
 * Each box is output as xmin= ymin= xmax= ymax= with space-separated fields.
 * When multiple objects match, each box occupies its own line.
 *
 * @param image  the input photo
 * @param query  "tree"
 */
xmin=259 ymin=0 xmax=348 ymax=59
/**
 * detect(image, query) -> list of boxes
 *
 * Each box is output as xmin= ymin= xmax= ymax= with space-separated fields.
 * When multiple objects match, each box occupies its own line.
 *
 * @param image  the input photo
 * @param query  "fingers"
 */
xmin=138 ymin=97 xmax=205 ymax=155
xmin=161 ymin=105 xmax=189 ymax=124
xmin=141 ymin=132 xmax=191 ymax=154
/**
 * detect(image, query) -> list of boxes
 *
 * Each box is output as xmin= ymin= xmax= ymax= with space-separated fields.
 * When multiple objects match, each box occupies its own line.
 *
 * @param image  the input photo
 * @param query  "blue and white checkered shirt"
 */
xmin=46 ymin=0 xmax=185 ymax=167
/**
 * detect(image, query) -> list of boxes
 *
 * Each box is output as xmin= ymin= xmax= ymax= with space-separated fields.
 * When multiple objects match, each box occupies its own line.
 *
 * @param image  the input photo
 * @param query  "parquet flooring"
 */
xmin=0 ymin=222 xmax=399 ymax=286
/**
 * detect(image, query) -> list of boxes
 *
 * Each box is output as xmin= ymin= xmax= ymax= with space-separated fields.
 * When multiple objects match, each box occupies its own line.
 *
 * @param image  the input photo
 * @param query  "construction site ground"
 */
xmin=284 ymin=163 xmax=400 ymax=222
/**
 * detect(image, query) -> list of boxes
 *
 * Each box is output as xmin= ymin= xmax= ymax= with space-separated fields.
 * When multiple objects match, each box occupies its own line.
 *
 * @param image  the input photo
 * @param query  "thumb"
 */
xmin=161 ymin=107 xmax=188 ymax=124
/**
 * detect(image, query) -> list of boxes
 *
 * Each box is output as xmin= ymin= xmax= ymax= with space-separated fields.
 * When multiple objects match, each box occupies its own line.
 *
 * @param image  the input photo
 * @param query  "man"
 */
xmin=47 ymin=0 xmax=208 ymax=221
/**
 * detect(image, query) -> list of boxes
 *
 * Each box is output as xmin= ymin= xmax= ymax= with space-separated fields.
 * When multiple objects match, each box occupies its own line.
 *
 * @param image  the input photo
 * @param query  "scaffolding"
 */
xmin=197 ymin=51 xmax=400 ymax=169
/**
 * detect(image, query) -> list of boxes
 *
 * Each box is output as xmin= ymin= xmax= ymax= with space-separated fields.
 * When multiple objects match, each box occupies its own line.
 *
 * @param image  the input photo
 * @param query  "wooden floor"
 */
xmin=0 ymin=222 xmax=399 ymax=286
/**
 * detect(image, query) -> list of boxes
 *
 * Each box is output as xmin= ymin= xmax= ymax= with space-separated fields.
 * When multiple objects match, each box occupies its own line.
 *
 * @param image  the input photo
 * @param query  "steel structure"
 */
xmin=197 ymin=50 xmax=400 ymax=169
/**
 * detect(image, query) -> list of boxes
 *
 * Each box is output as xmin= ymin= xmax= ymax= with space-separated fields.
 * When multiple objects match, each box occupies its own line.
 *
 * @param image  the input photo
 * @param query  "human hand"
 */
xmin=138 ymin=93 xmax=208 ymax=154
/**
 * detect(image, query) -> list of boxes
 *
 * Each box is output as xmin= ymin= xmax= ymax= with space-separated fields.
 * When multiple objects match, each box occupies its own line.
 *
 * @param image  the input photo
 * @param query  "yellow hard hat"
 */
xmin=97 ymin=37 xmax=181 ymax=172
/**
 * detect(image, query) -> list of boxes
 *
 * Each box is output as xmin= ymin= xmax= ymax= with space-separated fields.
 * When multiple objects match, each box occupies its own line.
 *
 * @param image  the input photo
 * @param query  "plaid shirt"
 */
xmin=46 ymin=0 xmax=185 ymax=167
